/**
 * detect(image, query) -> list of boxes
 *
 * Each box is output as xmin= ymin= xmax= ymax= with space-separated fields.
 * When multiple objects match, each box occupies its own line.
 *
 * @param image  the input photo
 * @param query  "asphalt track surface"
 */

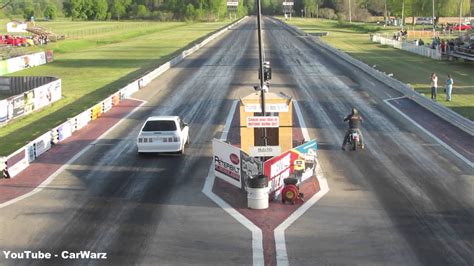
xmin=1 ymin=17 xmax=473 ymax=265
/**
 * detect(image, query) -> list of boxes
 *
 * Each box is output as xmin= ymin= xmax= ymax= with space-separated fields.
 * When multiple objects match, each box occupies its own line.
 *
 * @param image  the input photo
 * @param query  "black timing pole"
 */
xmin=256 ymin=0 xmax=268 ymax=147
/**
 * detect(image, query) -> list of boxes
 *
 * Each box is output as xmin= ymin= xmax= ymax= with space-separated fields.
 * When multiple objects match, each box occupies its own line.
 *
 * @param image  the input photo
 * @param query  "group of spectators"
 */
xmin=438 ymin=35 xmax=474 ymax=55
xmin=392 ymin=29 xmax=408 ymax=41
xmin=430 ymin=73 xmax=454 ymax=102
xmin=411 ymin=34 xmax=474 ymax=56
xmin=31 ymin=34 xmax=50 ymax=46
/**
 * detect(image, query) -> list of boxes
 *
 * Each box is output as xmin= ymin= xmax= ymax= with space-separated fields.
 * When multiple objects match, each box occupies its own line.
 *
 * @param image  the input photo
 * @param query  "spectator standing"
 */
xmin=445 ymin=74 xmax=453 ymax=101
xmin=440 ymin=39 xmax=446 ymax=53
xmin=430 ymin=73 xmax=438 ymax=101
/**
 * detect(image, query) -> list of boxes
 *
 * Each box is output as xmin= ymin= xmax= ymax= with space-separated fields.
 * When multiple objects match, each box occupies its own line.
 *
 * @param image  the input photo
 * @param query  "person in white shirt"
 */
xmin=430 ymin=73 xmax=438 ymax=101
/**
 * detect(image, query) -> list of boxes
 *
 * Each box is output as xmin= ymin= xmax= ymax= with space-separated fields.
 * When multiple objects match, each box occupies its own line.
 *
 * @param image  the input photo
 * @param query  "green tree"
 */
xmin=91 ymin=0 xmax=108 ymax=19
xmin=23 ymin=6 xmax=35 ymax=19
xmin=44 ymin=3 xmax=58 ymax=19
xmin=136 ymin=4 xmax=149 ymax=17
xmin=109 ymin=0 xmax=132 ymax=20
xmin=185 ymin=3 xmax=195 ymax=20
xmin=22 ymin=0 xmax=35 ymax=19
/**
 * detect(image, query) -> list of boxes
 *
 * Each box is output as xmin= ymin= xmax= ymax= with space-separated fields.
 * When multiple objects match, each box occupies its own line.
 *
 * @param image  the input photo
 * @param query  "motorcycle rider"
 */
xmin=342 ymin=108 xmax=365 ymax=150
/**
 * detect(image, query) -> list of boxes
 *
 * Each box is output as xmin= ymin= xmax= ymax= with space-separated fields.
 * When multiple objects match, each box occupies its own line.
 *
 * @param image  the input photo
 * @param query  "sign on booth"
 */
xmin=247 ymin=116 xmax=279 ymax=128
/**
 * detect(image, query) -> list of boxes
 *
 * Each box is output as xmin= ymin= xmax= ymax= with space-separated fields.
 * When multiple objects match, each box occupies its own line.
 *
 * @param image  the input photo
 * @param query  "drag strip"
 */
xmin=0 ymin=16 xmax=472 ymax=266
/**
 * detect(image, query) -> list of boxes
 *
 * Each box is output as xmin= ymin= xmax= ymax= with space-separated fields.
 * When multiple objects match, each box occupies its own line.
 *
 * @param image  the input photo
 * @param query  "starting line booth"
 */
xmin=213 ymin=92 xmax=318 ymax=205
xmin=239 ymin=92 xmax=293 ymax=158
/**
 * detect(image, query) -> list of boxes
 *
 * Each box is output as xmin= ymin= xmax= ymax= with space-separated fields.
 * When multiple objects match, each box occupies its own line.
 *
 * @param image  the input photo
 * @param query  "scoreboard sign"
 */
xmin=227 ymin=2 xmax=238 ymax=6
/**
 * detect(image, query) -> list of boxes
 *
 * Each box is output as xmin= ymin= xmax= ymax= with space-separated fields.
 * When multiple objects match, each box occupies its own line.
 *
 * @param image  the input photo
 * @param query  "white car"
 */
xmin=137 ymin=116 xmax=189 ymax=155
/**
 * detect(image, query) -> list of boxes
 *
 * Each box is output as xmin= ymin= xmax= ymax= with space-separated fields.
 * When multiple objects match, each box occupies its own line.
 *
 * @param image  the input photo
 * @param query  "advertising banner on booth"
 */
xmin=0 ymin=99 xmax=8 ymax=125
xmin=263 ymin=139 xmax=318 ymax=199
xmin=264 ymin=151 xmax=295 ymax=199
xmin=291 ymin=139 xmax=318 ymax=183
xmin=213 ymin=139 xmax=242 ymax=188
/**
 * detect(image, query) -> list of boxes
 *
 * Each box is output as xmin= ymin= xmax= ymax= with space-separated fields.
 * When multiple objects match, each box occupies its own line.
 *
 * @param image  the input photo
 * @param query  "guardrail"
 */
xmin=0 ymin=16 xmax=249 ymax=179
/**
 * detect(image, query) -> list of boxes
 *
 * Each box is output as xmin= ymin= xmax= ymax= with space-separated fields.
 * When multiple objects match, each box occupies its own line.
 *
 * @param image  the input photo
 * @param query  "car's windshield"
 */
xmin=142 ymin=120 xmax=177 ymax=131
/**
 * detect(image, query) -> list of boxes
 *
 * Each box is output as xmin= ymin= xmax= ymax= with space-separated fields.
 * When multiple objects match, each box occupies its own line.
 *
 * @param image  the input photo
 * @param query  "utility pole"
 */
xmin=384 ymin=0 xmax=387 ymax=26
xmin=348 ymin=0 xmax=352 ymax=23
xmin=459 ymin=0 xmax=463 ymax=33
xmin=401 ymin=0 xmax=405 ymax=30
xmin=432 ymin=0 xmax=436 ymax=33
xmin=256 ymin=0 xmax=267 ymax=148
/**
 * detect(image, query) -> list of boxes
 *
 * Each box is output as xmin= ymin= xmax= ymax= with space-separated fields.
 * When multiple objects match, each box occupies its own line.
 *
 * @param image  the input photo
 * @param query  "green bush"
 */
xmin=319 ymin=8 xmax=337 ymax=20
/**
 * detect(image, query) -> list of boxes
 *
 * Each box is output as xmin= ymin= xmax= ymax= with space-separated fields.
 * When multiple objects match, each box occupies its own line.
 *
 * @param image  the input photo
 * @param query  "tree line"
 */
xmin=268 ymin=0 xmax=471 ymax=22
xmin=0 ymin=0 xmax=471 ymax=22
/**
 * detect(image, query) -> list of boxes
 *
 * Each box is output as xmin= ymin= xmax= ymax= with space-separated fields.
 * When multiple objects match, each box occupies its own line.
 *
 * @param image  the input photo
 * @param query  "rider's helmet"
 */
xmin=351 ymin=108 xmax=358 ymax=115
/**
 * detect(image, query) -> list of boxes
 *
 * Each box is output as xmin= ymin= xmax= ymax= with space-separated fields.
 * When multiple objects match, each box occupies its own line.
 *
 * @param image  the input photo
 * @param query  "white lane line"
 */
xmin=220 ymin=100 xmax=239 ymax=141
xmin=202 ymin=100 xmax=264 ymax=265
xmin=293 ymin=101 xmax=310 ymax=141
xmin=274 ymin=101 xmax=330 ymax=266
xmin=386 ymin=95 xmax=408 ymax=101
xmin=384 ymin=98 xmax=473 ymax=168
xmin=202 ymin=166 xmax=264 ymax=265
xmin=0 ymin=99 xmax=147 ymax=209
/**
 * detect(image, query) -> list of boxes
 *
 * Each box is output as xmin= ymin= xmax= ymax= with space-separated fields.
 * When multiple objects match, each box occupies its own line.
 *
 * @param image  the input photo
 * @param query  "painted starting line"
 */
xmin=202 ymin=100 xmax=330 ymax=266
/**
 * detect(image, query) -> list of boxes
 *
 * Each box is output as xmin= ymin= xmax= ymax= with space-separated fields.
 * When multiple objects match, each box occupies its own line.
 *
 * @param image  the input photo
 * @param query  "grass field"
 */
xmin=0 ymin=19 xmax=234 ymax=156
xmin=284 ymin=18 xmax=474 ymax=121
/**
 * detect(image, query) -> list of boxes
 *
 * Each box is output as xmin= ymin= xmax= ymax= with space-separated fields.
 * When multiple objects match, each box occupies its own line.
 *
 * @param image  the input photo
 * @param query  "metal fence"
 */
xmin=371 ymin=34 xmax=442 ymax=60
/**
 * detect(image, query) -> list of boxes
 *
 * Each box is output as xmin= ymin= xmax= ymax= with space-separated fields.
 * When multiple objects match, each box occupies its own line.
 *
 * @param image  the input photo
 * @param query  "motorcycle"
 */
xmin=345 ymin=129 xmax=361 ymax=151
